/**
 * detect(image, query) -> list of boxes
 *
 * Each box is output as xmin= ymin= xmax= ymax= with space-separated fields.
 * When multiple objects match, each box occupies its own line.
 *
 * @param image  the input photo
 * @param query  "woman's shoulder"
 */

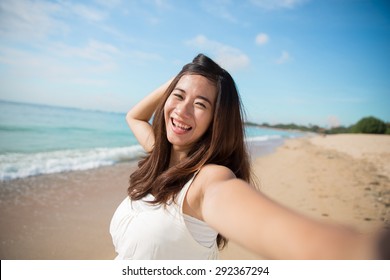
xmin=196 ymin=164 xmax=236 ymax=186
xmin=187 ymin=164 xmax=236 ymax=215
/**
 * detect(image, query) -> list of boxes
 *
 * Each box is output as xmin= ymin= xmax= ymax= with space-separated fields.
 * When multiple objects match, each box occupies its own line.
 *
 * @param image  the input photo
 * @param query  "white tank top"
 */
xmin=110 ymin=174 xmax=218 ymax=259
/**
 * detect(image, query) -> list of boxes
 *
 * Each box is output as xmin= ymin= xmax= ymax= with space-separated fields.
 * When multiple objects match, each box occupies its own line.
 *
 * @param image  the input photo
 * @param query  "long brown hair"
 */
xmin=128 ymin=54 xmax=253 ymax=248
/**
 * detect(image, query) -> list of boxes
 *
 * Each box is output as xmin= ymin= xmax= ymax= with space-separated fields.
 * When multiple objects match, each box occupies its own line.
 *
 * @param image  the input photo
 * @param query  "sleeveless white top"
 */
xmin=110 ymin=175 xmax=219 ymax=260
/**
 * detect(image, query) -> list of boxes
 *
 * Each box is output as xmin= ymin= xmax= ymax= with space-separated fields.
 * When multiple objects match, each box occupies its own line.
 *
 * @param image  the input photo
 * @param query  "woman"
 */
xmin=110 ymin=54 xmax=387 ymax=260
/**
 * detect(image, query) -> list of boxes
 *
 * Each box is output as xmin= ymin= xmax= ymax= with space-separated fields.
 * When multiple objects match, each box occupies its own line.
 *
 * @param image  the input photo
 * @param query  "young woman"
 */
xmin=110 ymin=54 xmax=388 ymax=260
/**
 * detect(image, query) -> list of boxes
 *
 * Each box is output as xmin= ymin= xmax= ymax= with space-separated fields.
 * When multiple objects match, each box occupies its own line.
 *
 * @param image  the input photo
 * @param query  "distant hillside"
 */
xmin=246 ymin=116 xmax=390 ymax=135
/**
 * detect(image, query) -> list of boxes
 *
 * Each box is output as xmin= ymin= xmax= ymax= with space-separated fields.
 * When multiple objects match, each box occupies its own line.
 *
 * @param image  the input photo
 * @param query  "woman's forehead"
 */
xmin=175 ymin=74 xmax=217 ymax=101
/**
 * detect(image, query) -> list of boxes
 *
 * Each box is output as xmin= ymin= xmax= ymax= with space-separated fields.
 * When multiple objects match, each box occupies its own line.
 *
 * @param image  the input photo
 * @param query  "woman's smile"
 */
xmin=171 ymin=118 xmax=192 ymax=133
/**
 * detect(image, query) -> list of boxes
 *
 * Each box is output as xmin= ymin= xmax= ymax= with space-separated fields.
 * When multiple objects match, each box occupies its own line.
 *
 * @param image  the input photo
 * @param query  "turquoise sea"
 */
xmin=0 ymin=100 xmax=302 ymax=181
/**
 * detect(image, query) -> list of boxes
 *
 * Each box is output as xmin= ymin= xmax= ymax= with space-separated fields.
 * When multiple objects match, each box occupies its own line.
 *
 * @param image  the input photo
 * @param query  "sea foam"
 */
xmin=0 ymin=145 xmax=145 ymax=181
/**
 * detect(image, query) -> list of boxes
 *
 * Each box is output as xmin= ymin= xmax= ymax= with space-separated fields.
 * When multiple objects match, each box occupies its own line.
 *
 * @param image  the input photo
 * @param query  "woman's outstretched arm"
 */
xmin=126 ymin=78 xmax=173 ymax=152
xmin=199 ymin=165 xmax=379 ymax=259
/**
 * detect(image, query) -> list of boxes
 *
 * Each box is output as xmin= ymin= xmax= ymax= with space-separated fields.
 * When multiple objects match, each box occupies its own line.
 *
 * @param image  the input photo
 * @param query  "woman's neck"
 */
xmin=169 ymin=148 xmax=188 ymax=167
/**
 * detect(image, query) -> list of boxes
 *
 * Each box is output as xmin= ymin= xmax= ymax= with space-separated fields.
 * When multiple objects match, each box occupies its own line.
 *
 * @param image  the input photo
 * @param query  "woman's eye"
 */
xmin=173 ymin=93 xmax=183 ymax=100
xmin=196 ymin=102 xmax=207 ymax=109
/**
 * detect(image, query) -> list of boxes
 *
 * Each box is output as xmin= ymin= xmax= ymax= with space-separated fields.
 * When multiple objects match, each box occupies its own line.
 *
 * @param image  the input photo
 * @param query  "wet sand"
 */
xmin=0 ymin=163 xmax=134 ymax=259
xmin=0 ymin=134 xmax=389 ymax=259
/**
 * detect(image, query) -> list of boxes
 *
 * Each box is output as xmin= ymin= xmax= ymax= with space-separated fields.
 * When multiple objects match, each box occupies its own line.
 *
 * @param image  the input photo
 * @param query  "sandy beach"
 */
xmin=1 ymin=134 xmax=389 ymax=260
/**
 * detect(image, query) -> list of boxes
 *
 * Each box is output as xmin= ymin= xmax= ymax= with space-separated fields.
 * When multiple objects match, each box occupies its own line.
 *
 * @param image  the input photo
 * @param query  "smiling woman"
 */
xmin=110 ymin=53 xmax=389 ymax=260
xmin=164 ymin=75 xmax=216 ymax=161
xmin=113 ymin=54 xmax=251 ymax=259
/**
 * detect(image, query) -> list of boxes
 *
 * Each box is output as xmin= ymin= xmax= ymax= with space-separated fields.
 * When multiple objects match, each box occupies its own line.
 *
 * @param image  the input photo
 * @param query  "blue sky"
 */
xmin=0 ymin=0 xmax=389 ymax=127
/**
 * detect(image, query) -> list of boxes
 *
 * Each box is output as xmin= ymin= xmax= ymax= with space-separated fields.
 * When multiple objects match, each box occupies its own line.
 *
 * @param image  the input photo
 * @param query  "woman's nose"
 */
xmin=175 ymin=101 xmax=192 ymax=117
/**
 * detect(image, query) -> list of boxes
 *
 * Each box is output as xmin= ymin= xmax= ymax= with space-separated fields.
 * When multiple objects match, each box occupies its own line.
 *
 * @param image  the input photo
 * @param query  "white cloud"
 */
xmin=64 ymin=2 xmax=107 ymax=22
xmin=130 ymin=50 xmax=163 ymax=61
xmin=250 ymin=0 xmax=309 ymax=10
xmin=100 ymin=24 xmax=135 ymax=43
xmin=0 ymin=39 xmax=118 ymax=87
xmin=185 ymin=35 xmax=250 ymax=71
xmin=146 ymin=16 xmax=161 ymax=25
xmin=48 ymin=40 xmax=120 ymax=63
xmin=0 ymin=0 xmax=67 ymax=40
xmin=276 ymin=50 xmax=291 ymax=64
xmin=201 ymin=0 xmax=238 ymax=23
xmin=255 ymin=33 xmax=269 ymax=45
xmin=95 ymin=0 xmax=123 ymax=9
xmin=0 ymin=0 xmax=108 ymax=41
xmin=152 ymin=0 xmax=173 ymax=10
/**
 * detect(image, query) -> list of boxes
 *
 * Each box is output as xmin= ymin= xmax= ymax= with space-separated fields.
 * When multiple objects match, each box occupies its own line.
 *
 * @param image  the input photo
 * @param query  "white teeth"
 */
xmin=172 ymin=119 xmax=191 ymax=131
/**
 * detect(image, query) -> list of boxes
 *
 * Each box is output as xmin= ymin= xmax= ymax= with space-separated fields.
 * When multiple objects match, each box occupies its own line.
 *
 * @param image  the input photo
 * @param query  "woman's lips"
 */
xmin=171 ymin=118 xmax=192 ymax=133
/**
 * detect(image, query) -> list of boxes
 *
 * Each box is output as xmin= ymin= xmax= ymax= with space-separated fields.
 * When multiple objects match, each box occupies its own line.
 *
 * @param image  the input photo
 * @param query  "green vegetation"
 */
xmin=246 ymin=116 xmax=390 ymax=135
xmin=350 ymin=116 xmax=387 ymax=134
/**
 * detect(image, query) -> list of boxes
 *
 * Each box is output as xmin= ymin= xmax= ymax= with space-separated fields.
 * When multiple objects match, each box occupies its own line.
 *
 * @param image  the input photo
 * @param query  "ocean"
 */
xmin=0 ymin=100 xmax=302 ymax=181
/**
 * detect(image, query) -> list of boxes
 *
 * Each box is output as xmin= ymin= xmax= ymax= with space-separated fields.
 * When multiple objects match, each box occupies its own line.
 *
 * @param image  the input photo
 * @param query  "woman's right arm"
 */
xmin=126 ymin=78 xmax=173 ymax=152
xmin=198 ymin=165 xmax=379 ymax=259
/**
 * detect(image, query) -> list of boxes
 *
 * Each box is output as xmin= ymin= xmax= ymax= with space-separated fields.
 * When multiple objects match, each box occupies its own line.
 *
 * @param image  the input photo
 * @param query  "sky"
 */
xmin=0 ymin=0 xmax=389 ymax=127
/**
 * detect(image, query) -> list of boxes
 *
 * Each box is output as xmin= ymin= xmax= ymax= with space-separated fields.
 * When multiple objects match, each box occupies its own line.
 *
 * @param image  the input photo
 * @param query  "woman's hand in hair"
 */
xmin=126 ymin=78 xmax=174 ymax=152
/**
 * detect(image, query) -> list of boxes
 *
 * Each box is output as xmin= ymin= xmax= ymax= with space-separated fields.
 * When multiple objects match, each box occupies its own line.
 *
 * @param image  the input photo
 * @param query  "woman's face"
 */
xmin=164 ymin=74 xmax=217 ymax=153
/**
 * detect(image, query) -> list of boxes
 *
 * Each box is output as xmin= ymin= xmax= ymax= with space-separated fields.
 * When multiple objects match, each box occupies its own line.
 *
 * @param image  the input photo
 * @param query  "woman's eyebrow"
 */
xmin=174 ymin=87 xmax=213 ymax=106
xmin=196 ymin=95 xmax=213 ymax=106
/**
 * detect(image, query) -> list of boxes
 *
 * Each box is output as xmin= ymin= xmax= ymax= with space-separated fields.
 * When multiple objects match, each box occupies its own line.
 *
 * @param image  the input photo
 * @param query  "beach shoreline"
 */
xmin=1 ymin=134 xmax=389 ymax=260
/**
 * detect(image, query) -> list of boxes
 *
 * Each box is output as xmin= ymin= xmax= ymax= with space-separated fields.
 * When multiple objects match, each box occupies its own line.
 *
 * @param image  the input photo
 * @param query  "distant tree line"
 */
xmin=246 ymin=116 xmax=390 ymax=135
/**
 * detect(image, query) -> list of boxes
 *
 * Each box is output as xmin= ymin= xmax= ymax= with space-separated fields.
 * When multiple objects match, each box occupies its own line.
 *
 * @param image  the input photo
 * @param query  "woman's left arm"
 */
xmin=200 ymin=169 xmax=379 ymax=259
